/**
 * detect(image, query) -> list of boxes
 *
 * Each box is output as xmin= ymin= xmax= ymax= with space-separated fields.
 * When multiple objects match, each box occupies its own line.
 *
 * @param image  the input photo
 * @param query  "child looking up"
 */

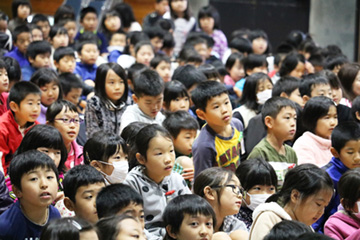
xmin=8 ymin=0 xmax=31 ymax=33
xmin=53 ymin=47 xmax=76 ymax=74
xmin=0 ymin=59 xmax=9 ymax=116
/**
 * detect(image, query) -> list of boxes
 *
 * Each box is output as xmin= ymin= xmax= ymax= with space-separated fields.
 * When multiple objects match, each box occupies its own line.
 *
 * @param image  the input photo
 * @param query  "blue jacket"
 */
xmin=74 ymin=62 xmax=97 ymax=82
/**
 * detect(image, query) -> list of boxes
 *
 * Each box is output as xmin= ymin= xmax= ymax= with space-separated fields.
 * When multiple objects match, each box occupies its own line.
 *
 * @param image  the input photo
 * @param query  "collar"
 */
xmin=330 ymin=156 xmax=349 ymax=173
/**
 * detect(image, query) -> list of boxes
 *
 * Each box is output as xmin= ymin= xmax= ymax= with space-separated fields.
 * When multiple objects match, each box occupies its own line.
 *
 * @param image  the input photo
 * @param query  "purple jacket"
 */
xmin=324 ymin=211 xmax=360 ymax=239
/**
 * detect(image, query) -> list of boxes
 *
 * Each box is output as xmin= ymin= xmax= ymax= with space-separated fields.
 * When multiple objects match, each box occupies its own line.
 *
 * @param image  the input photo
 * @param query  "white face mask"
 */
xmin=245 ymin=193 xmax=272 ymax=211
xmin=256 ymin=89 xmax=272 ymax=105
xmin=99 ymin=160 xmax=129 ymax=184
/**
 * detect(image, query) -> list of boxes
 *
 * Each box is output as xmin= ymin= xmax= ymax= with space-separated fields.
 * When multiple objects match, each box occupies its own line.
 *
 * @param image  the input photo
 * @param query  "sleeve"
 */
xmin=85 ymin=100 xmax=101 ymax=138
xmin=293 ymin=138 xmax=316 ymax=165
xmin=247 ymin=147 xmax=265 ymax=161
xmin=123 ymin=173 xmax=141 ymax=193
xmin=0 ymin=129 xmax=9 ymax=174
xmin=119 ymin=108 xmax=136 ymax=133
xmin=249 ymin=212 xmax=279 ymax=240
xmin=193 ymin=132 xmax=217 ymax=178
xmin=323 ymin=217 xmax=343 ymax=240
xmin=0 ymin=172 xmax=13 ymax=214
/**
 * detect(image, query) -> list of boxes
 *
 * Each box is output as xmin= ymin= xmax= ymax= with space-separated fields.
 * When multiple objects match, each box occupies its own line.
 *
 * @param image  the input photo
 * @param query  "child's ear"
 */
xmin=290 ymin=189 xmax=300 ymax=203
xmin=28 ymin=57 xmax=35 ymax=65
xmin=12 ymin=185 xmax=22 ymax=198
xmin=90 ymin=160 xmax=103 ymax=172
xmin=9 ymin=101 xmax=19 ymax=112
xmin=356 ymin=111 xmax=360 ymax=121
xmin=64 ymin=197 xmax=75 ymax=212
xmin=132 ymin=94 xmax=138 ymax=104
xmin=203 ymin=186 xmax=216 ymax=201
xmin=195 ymin=109 xmax=206 ymax=121
xmin=280 ymin=92 xmax=289 ymax=99
xmin=54 ymin=61 xmax=59 ymax=69
xmin=136 ymin=153 xmax=146 ymax=165
xmin=166 ymin=225 xmax=177 ymax=239
xmin=302 ymin=95 xmax=310 ymax=105
xmin=330 ymin=147 xmax=340 ymax=158
xmin=264 ymin=116 xmax=274 ymax=129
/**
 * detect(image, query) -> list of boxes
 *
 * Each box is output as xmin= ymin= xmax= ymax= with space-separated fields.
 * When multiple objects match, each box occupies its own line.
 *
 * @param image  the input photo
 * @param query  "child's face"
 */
xmin=116 ymin=218 xmax=145 ymax=240
xmin=17 ymin=4 xmax=30 ymax=19
xmin=200 ymin=16 xmax=215 ymax=34
xmin=287 ymin=88 xmax=304 ymax=107
xmin=79 ymin=43 xmax=99 ymax=65
xmin=15 ymin=167 xmax=58 ymax=208
xmin=31 ymin=28 xmax=43 ymax=41
xmin=194 ymin=43 xmax=208 ymax=62
xmin=332 ymin=140 xmax=360 ymax=169
xmin=64 ymin=87 xmax=82 ymax=106
xmin=315 ymin=105 xmax=338 ymax=139
xmin=37 ymin=147 xmax=62 ymax=167
xmin=256 ymin=79 xmax=273 ymax=93
xmin=229 ymin=59 xmax=245 ymax=82
xmin=171 ymin=0 xmax=187 ymax=14
xmin=52 ymin=33 xmax=69 ymax=49
xmin=11 ymin=93 xmax=41 ymax=127
xmin=331 ymin=87 xmax=343 ymax=105
xmin=134 ymin=94 xmax=163 ymax=119
xmin=15 ymin=32 xmax=32 ymax=54
xmin=104 ymin=15 xmax=121 ymax=33
xmin=289 ymin=61 xmax=305 ymax=79
xmin=150 ymin=37 xmax=164 ymax=53
xmin=267 ymin=106 xmax=297 ymax=141
xmin=173 ymin=129 xmax=197 ymax=156
xmin=56 ymin=55 xmax=76 ymax=73
xmin=117 ymin=202 xmax=145 ymax=229
xmin=40 ymin=81 xmax=60 ymax=107
xmin=36 ymin=21 xmax=51 ymax=40
xmin=310 ymin=83 xmax=332 ymax=99
xmin=218 ymin=175 xmax=243 ymax=216
xmin=352 ymin=71 xmax=360 ymax=97
xmin=109 ymin=33 xmax=126 ymax=47
xmin=155 ymin=61 xmax=171 ymax=82
xmin=63 ymin=21 xmax=77 ymax=43
xmin=105 ymin=69 xmax=126 ymax=104
xmin=29 ymin=52 xmax=51 ymax=69
xmin=172 ymin=213 xmax=214 ymax=240
xmin=0 ymin=19 xmax=7 ymax=33
xmin=0 ymin=68 xmax=9 ymax=93
xmin=52 ymin=107 xmax=80 ymax=145
xmin=155 ymin=0 xmax=169 ymax=16
xmin=168 ymin=96 xmax=189 ymax=112
xmin=82 ymin=12 xmax=98 ymax=32
xmin=97 ymin=146 xmax=128 ymax=178
xmin=136 ymin=45 xmax=154 ymax=67
xmin=244 ymin=185 xmax=276 ymax=206
xmin=252 ymin=37 xmax=268 ymax=55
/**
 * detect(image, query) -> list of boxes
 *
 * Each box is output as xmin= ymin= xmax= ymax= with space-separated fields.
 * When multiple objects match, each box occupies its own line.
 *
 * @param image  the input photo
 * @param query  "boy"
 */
xmin=143 ymin=0 xmax=169 ymax=29
xmin=22 ymin=40 xmax=51 ymax=81
xmin=59 ymin=73 xmax=84 ymax=110
xmin=63 ymin=164 xmax=105 ymax=224
xmin=272 ymin=76 xmax=304 ymax=107
xmin=191 ymin=81 xmax=244 ymax=177
xmin=0 ymin=150 xmax=60 ymax=240
xmin=31 ymin=14 xmax=51 ymax=40
xmin=247 ymin=97 xmax=298 ymax=183
xmin=150 ymin=54 xmax=171 ymax=82
xmin=313 ymin=122 xmax=360 ymax=232
xmin=4 ymin=25 xmax=32 ymax=68
xmin=299 ymin=74 xmax=332 ymax=104
xmin=144 ymin=26 xmax=165 ymax=53
xmin=53 ymin=46 xmax=76 ymax=74
xmin=0 ymin=81 xmax=41 ymax=175
xmin=120 ymin=69 xmax=165 ymax=132
xmin=107 ymin=29 xmax=126 ymax=63
xmin=184 ymin=36 xmax=208 ymax=64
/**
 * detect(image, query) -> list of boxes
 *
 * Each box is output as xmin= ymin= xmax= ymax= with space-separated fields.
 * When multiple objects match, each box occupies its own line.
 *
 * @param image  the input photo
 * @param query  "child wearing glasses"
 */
xmin=193 ymin=167 xmax=248 ymax=240
xmin=47 ymin=100 xmax=83 ymax=170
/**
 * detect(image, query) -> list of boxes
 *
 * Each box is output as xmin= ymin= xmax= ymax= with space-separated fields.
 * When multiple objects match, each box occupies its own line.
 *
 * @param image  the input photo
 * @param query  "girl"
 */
xmin=96 ymin=215 xmax=145 ymax=240
xmin=30 ymin=68 xmax=62 ymax=124
xmin=235 ymin=158 xmax=277 ymax=230
xmin=324 ymin=168 xmax=360 ymax=239
xmin=193 ymin=167 xmax=248 ymax=240
xmin=293 ymin=96 xmax=338 ymax=167
xmin=8 ymin=0 xmax=31 ymax=33
xmin=338 ymin=62 xmax=360 ymax=103
xmin=248 ymin=30 xmax=270 ymax=55
xmin=224 ymin=52 xmax=245 ymax=86
xmin=85 ymin=62 xmax=128 ymax=137
xmin=99 ymin=10 xmax=122 ymax=42
xmin=279 ymin=52 xmax=306 ymax=79
xmin=198 ymin=5 xmax=228 ymax=59
xmin=163 ymin=194 xmax=216 ymax=240
xmin=249 ymin=164 xmax=333 ymax=240
xmin=150 ymin=55 xmax=172 ymax=82
xmin=233 ymin=73 xmax=273 ymax=128
xmin=135 ymin=41 xmax=155 ymax=67
xmin=163 ymin=80 xmax=190 ymax=113
xmin=123 ymin=124 xmax=191 ymax=238
xmin=47 ymin=100 xmax=84 ymax=170
xmin=49 ymin=25 xmax=69 ymax=49
xmin=84 ymin=131 xmax=128 ymax=185
xmin=40 ymin=217 xmax=98 ymax=240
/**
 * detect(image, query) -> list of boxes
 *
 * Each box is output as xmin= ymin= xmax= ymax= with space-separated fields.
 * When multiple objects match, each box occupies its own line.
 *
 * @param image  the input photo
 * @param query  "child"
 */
xmin=247 ymin=97 xmax=298 ymax=183
xmin=63 ymin=164 xmax=105 ymax=224
xmin=272 ymin=76 xmax=304 ymax=107
xmin=249 ymin=164 xmax=333 ymax=240
xmin=338 ymin=63 xmax=360 ymax=103
xmin=22 ymin=40 xmax=52 ymax=81
xmin=126 ymin=63 xmax=149 ymax=104
xmin=84 ymin=132 xmax=128 ymax=184
xmin=351 ymin=96 xmax=360 ymax=122
xmin=191 ymin=80 xmax=243 ymax=177
xmin=144 ymin=26 xmax=165 ymax=53
xmin=0 ymin=150 xmax=60 ymax=240
xmin=163 ymin=194 xmax=216 ymax=240
xmin=49 ymin=25 xmax=69 ymax=69
xmin=30 ymin=68 xmax=62 ymax=124
xmin=324 ymin=168 xmax=360 ymax=239
xmin=224 ymin=52 xmax=245 ymax=86
xmin=299 ymin=74 xmax=332 ymax=105
xmin=3 ymin=56 xmax=21 ymax=90
xmin=184 ymin=35 xmax=209 ymax=63
xmin=279 ymin=52 xmax=306 ymax=79
xmin=113 ymin=2 xmax=142 ymax=33
xmin=99 ymin=10 xmax=122 ymax=42
xmin=30 ymin=24 xmax=43 ymax=41
xmin=85 ymin=62 xmax=128 ymax=137
xmin=31 ymin=14 xmax=51 ymax=41
xmin=107 ymin=29 xmax=127 ymax=63
xmin=59 ymin=73 xmax=84 ymax=110
xmin=248 ymin=30 xmax=270 ymax=55
xmin=59 ymin=18 xmax=77 ymax=49
xmin=0 ymin=59 xmax=9 ymax=116
xmin=293 ymin=96 xmax=338 ymax=167
xmin=53 ymin=46 xmax=76 ymax=74
xmin=150 ymin=54 xmax=171 ymax=82
xmin=163 ymin=80 xmax=190 ymax=112
xmin=235 ymin=157 xmax=277 ymax=230
xmin=0 ymin=81 xmax=41 ymax=175
xmin=120 ymin=69 xmax=165 ymax=132
xmin=8 ymin=0 xmax=31 ymax=33
xmin=134 ymin=41 xmax=155 ymax=67
xmin=143 ymin=0 xmax=169 ymax=29
xmin=46 ymin=100 xmax=83 ymax=170
xmin=193 ymin=167 xmax=248 ymax=240
xmin=263 ymin=220 xmax=312 ymax=240
xmin=123 ymin=124 xmax=191 ymax=238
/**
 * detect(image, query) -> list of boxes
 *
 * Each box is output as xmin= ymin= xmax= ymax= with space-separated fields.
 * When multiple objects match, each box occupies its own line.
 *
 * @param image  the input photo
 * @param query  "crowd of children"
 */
xmin=1 ymin=0 xmax=360 ymax=239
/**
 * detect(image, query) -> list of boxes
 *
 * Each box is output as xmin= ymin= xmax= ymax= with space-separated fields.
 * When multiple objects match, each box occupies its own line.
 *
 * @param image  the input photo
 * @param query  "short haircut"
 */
xmin=9 ymin=81 xmax=41 ymax=106
xmin=163 ymin=111 xmax=199 ymax=139
xmin=46 ymin=100 xmax=78 ymax=124
xmin=243 ymin=54 xmax=268 ymax=74
xmin=338 ymin=168 xmax=360 ymax=213
xmin=76 ymin=36 xmax=99 ymax=53
xmin=172 ymin=64 xmax=207 ymax=90
xmin=162 ymin=32 xmax=175 ymax=49
xmin=299 ymin=74 xmax=329 ymax=97
xmin=49 ymin=25 xmax=68 ymax=40
xmin=163 ymin=80 xmax=189 ymax=109
xmin=225 ymin=52 xmax=244 ymax=70
xmin=228 ymin=37 xmax=252 ymax=55
xmin=2 ymin=56 xmax=21 ymax=82
xmin=30 ymin=68 xmax=60 ymax=88
xmin=279 ymin=52 xmax=305 ymax=77
xmin=177 ymin=47 xmax=202 ymax=65
xmin=63 ymin=165 xmax=104 ymax=203
xmin=96 ymin=215 xmax=136 ymax=240
xmin=0 ymin=59 xmax=6 ymax=69
xmin=302 ymin=96 xmax=336 ymax=134
xmin=155 ymin=19 xmax=175 ymax=32
xmin=321 ymin=69 xmax=341 ymax=89
xmin=150 ymin=54 xmax=171 ymax=69
xmin=261 ymin=96 xmax=296 ymax=125
xmin=59 ymin=73 xmax=83 ymax=95
xmin=144 ymin=26 xmax=165 ymax=40
xmin=53 ymin=47 xmax=75 ymax=62
xmin=127 ymin=63 xmax=148 ymax=83
xmin=351 ymin=96 xmax=360 ymax=123
xmin=96 ymin=183 xmax=143 ymax=219
xmin=31 ymin=14 xmax=49 ymax=24
xmin=331 ymin=121 xmax=360 ymax=153
xmin=133 ymin=69 xmax=164 ymax=97
xmin=324 ymin=55 xmax=348 ymax=71
xmin=54 ymin=5 xmax=76 ymax=24
xmin=26 ymin=40 xmax=51 ymax=60
xmin=285 ymin=30 xmax=306 ymax=48
xmin=184 ymin=36 xmax=207 ymax=49
xmin=272 ymin=76 xmax=300 ymax=97
xmin=263 ymin=220 xmax=311 ymax=240
xmin=80 ymin=6 xmax=97 ymax=22
xmin=9 ymin=150 xmax=59 ymax=191
xmin=198 ymin=64 xmax=221 ymax=81
xmin=198 ymin=5 xmax=220 ymax=29
xmin=12 ymin=0 xmax=31 ymax=19
xmin=13 ymin=24 xmax=31 ymax=42
xmin=191 ymin=80 xmax=228 ymax=111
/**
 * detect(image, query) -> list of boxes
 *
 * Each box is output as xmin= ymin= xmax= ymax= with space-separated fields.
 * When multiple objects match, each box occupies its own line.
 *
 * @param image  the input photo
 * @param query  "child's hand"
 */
xmin=54 ymin=191 xmax=64 ymax=203
xmin=182 ymin=168 xmax=194 ymax=182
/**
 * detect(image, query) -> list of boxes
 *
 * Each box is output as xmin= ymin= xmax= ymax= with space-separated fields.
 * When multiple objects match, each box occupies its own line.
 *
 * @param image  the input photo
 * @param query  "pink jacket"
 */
xmin=64 ymin=141 xmax=84 ymax=170
xmin=293 ymin=131 xmax=332 ymax=167
xmin=324 ymin=211 xmax=360 ymax=240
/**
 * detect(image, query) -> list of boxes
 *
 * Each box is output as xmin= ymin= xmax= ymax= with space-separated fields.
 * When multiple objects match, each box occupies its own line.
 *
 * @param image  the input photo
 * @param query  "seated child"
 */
xmin=31 ymin=14 xmax=51 ymax=40
xmin=0 ymin=81 xmax=41 ymax=175
xmin=4 ymin=25 xmax=31 ymax=68
xmin=59 ymin=18 xmax=77 ymax=49
xmin=351 ymin=96 xmax=360 ymax=122
xmin=177 ymin=47 xmax=203 ymax=67
xmin=3 ymin=56 xmax=21 ymax=90
xmin=53 ymin=47 xmax=76 ymax=74
xmin=59 ymin=73 xmax=84 ymax=112
xmin=29 ymin=24 xmax=43 ymax=41
xmin=126 ymin=63 xmax=148 ymax=105
xmin=299 ymin=74 xmax=332 ymax=105
xmin=272 ymin=76 xmax=304 ymax=107
xmin=107 ymin=29 xmax=127 ymax=63
xmin=134 ymin=41 xmax=155 ymax=67
xmin=143 ymin=0 xmax=169 ymax=29
xmin=224 ymin=52 xmax=244 ymax=87
xmin=263 ymin=220 xmax=312 ymax=240
xmin=191 ymin=81 xmax=244 ymax=177
xmin=150 ymin=54 xmax=171 ymax=82
xmin=63 ymin=164 xmax=105 ymax=224
xmin=0 ymin=59 xmax=9 ymax=116
xmin=0 ymin=150 xmax=60 ymax=240
xmin=120 ymin=69 xmax=165 ymax=132
xmin=163 ymin=80 xmax=190 ymax=113
xmin=22 ymin=40 xmax=52 ymax=81
xmin=7 ymin=0 xmax=31 ymax=33
xmin=278 ymin=52 xmax=306 ymax=79
xmin=247 ymin=97 xmax=298 ymax=184
xmin=49 ymin=25 xmax=69 ymax=69
xmin=144 ymin=26 xmax=165 ymax=54
xmin=99 ymin=10 xmax=122 ymax=42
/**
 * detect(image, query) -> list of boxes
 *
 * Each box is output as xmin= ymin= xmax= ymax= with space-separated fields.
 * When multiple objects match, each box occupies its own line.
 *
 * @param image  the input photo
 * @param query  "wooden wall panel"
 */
xmin=0 ymin=0 xmax=62 ymax=19
xmin=123 ymin=0 xmax=155 ymax=25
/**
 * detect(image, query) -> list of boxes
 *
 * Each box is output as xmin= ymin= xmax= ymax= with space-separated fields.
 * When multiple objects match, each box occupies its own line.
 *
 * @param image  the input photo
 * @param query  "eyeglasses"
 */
xmin=55 ymin=118 xmax=83 ymax=125
xmin=213 ymin=184 xmax=244 ymax=196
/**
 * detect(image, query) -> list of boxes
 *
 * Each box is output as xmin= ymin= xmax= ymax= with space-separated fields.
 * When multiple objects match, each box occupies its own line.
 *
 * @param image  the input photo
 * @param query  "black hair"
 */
xmin=324 ymin=55 xmax=348 ymax=71
xmin=16 ymin=124 xmax=67 ymax=173
xmin=275 ymin=42 xmax=295 ymax=55
xmin=198 ymin=64 xmax=221 ymax=81
xmin=96 ymin=183 xmax=143 ymax=219
xmin=163 ymin=111 xmax=199 ymax=139
xmin=177 ymin=47 xmax=202 ymax=65
xmin=321 ymin=69 xmax=341 ymax=89
xmin=2 ymin=56 xmax=21 ymax=83
xmin=46 ymin=100 xmax=78 ymax=123
xmin=53 ymin=46 xmax=75 ymax=62
xmin=123 ymin=31 xmax=150 ymax=55
xmin=54 ymin=5 xmax=76 ymax=24
xmin=230 ymin=28 xmax=251 ymax=40
xmin=156 ymin=18 xmax=175 ymax=32
xmin=302 ymin=96 xmax=336 ymax=134
xmin=225 ymin=52 xmax=244 ymax=71
xmin=144 ymin=26 xmax=165 ymax=40
xmin=49 ymin=25 xmax=68 ymax=41
xmin=127 ymin=63 xmax=148 ymax=84
xmin=40 ymin=217 xmax=95 ymax=240
xmin=248 ymin=29 xmax=270 ymax=54
xmin=94 ymin=63 xmax=128 ymax=105
xmin=29 ymin=23 xmax=43 ymax=37
xmin=133 ymin=69 xmax=164 ymax=97
xmin=299 ymin=74 xmax=330 ymax=97
xmin=0 ymin=11 xmax=9 ymax=22
xmin=243 ymin=54 xmax=268 ymax=75
xmin=279 ymin=52 xmax=305 ymax=77
xmin=26 ymin=40 xmax=51 ymax=60
xmin=0 ymin=59 xmax=6 ymax=69
xmin=80 ymin=6 xmax=97 ymax=22
xmin=134 ymin=40 xmax=154 ymax=57
xmin=113 ymin=3 xmax=136 ymax=29
xmin=11 ymin=0 xmax=31 ymax=19
xmin=169 ymin=0 xmax=192 ymax=20
xmin=96 ymin=215 xmax=137 ymax=240
xmin=31 ymin=14 xmax=49 ymax=25
xmin=9 ymin=150 xmax=59 ymax=191
xmin=263 ymin=220 xmax=311 ymax=240
xmin=261 ymin=96 xmax=296 ymax=126
xmin=272 ymin=76 xmax=301 ymax=97
xmin=163 ymin=194 xmax=216 ymax=240
xmin=75 ymin=33 xmax=99 ymax=53
xmin=236 ymin=157 xmax=277 ymax=191
xmin=331 ymin=121 xmax=360 ymax=153
xmin=191 ymin=80 xmax=227 ymax=112
xmin=285 ymin=30 xmax=306 ymax=49
xmin=13 ymin=24 xmax=31 ymax=42
xmin=150 ymin=54 xmax=171 ymax=69
xmin=198 ymin=5 xmax=220 ymax=30
xmin=228 ymin=37 xmax=252 ymax=55
xmin=308 ymin=53 xmax=324 ymax=69
xmin=100 ymin=10 xmax=121 ymax=34
xmin=295 ymin=232 xmax=334 ymax=240
xmin=162 ymin=32 xmax=175 ymax=49
xmin=338 ymin=63 xmax=360 ymax=101
xmin=63 ymin=164 xmax=104 ymax=203
xmin=163 ymin=80 xmax=189 ymax=109
xmin=172 ymin=64 xmax=207 ymax=90
xmin=30 ymin=68 xmax=60 ymax=88
xmin=351 ymin=96 xmax=360 ymax=123
xmin=9 ymin=81 xmax=41 ymax=106
xmin=338 ymin=168 xmax=360 ymax=214
xmin=59 ymin=73 xmax=83 ymax=95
